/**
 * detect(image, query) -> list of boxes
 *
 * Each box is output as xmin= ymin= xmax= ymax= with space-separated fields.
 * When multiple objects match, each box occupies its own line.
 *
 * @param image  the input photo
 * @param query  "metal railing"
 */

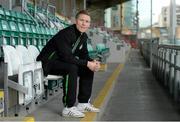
xmin=140 ymin=38 xmax=180 ymax=102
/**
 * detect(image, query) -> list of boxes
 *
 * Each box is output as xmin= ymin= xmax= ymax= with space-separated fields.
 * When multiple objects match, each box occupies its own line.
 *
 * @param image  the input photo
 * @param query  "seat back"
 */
xmin=2 ymin=45 xmax=21 ymax=76
xmin=9 ymin=21 xmax=19 ymax=45
xmin=27 ymin=45 xmax=44 ymax=98
xmin=27 ymin=45 xmax=40 ymax=61
xmin=16 ymin=45 xmax=34 ymax=64
xmin=96 ymin=43 xmax=106 ymax=52
xmin=3 ymin=45 xmax=34 ymax=105
xmin=0 ymin=20 xmax=11 ymax=45
xmin=87 ymin=44 xmax=94 ymax=52
xmin=16 ymin=45 xmax=42 ymax=103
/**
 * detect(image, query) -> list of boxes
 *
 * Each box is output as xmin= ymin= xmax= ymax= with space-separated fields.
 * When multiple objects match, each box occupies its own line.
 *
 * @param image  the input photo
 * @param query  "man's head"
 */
xmin=75 ymin=10 xmax=91 ymax=33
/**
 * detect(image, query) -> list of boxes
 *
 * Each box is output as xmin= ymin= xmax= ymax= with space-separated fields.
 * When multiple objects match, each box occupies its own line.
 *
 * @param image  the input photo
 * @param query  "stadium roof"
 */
xmin=87 ymin=0 xmax=131 ymax=9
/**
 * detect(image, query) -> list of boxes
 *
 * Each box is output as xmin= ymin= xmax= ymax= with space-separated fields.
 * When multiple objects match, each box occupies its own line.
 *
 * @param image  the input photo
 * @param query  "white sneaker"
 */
xmin=62 ymin=106 xmax=85 ymax=118
xmin=77 ymin=103 xmax=100 ymax=112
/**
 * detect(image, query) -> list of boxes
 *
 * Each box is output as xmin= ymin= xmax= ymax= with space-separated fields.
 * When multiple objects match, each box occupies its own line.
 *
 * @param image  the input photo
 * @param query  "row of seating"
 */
xmin=87 ymin=26 xmax=131 ymax=63
xmin=0 ymin=19 xmax=59 ymax=46
xmin=87 ymin=43 xmax=110 ymax=62
xmin=0 ymin=7 xmax=36 ymax=25
xmin=26 ymin=2 xmax=70 ymax=29
xmin=3 ymin=45 xmax=62 ymax=105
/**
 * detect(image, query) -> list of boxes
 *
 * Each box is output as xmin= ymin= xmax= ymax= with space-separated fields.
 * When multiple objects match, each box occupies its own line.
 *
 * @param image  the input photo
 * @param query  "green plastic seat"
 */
xmin=87 ymin=44 xmax=98 ymax=59
xmin=17 ymin=23 xmax=27 ymax=46
xmin=23 ymin=14 xmax=35 ymax=25
xmin=96 ymin=43 xmax=110 ymax=54
xmin=10 ymin=11 xmax=17 ymax=22
xmin=45 ymin=27 xmax=52 ymax=40
xmin=4 ymin=9 xmax=12 ymax=21
xmin=0 ymin=7 xmax=5 ymax=20
xmin=41 ymin=27 xmax=48 ymax=41
xmin=39 ymin=26 xmax=48 ymax=44
xmin=9 ymin=21 xmax=19 ymax=45
xmin=24 ymin=24 xmax=34 ymax=45
xmin=32 ymin=26 xmax=45 ymax=47
xmin=30 ymin=24 xmax=40 ymax=45
xmin=0 ymin=20 xmax=11 ymax=45
xmin=96 ymin=43 xmax=110 ymax=62
xmin=37 ymin=45 xmax=44 ymax=51
xmin=16 ymin=12 xmax=26 ymax=23
xmin=35 ymin=26 xmax=43 ymax=44
xmin=51 ymin=28 xmax=58 ymax=35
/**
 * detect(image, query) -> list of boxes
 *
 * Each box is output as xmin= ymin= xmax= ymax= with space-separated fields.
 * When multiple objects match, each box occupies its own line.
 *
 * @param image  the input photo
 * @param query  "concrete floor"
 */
xmin=100 ymin=49 xmax=180 ymax=121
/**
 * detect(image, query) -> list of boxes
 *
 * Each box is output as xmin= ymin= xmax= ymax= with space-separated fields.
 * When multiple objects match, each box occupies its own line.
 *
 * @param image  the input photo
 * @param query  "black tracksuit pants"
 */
xmin=45 ymin=59 xmax=94 ymax=107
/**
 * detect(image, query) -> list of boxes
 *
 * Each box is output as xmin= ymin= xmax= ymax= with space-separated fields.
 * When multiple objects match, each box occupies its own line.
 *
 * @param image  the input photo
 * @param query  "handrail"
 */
xmin=22 ymin=7 xmax=39 ymax=26
xmin=158 ymin=44 xmax=180 ymax=50
xmin=36 ymin=12 xmax=50 ymax=28
xmin=46 ymin=4 xmax=57 ymax=28
xmin=47 ymin=16 xmax=58 ymax=29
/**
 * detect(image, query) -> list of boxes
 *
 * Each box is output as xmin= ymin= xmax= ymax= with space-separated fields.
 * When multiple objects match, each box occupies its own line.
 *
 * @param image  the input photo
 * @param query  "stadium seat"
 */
xmin=24 ymin=14 xmax=35 ymax=25
xmin=24 ymin=24 xmax=34 ymax=45
xmin=17 ymin=23 xmax=27 ymax=46
xmin=16 ymin=12 xmax=26 ymax=24
xmin=37 ymin=45 xmax=44 ymax=51
xmin=45 ymin=27 xmax=52 ymax=41
xmin=30 ymin=24 xmax=39 ymax=44
xmin=87 ymin=44 xmax=98 ymax=60
xmin=4 ymin=9 xmax=12 ymax=21
xmin=10 ymin=11 xmax=18 ymax=22
xmin=0 ymin=20 xmax=11 ymax=45
xmin=16 ymin=45 xmax=44 ymax=99
xmin=0 ymin=7 xmax=5 ymax=20
xmin=96 ymin=43 xmax=110 ymax=62
xmin=27 ymin=45 xmax=62 ymax=92
xmin=96 ymin=43 xmax=110 ymax=55
xmin=35 ymin=26 xmax=43 ymax=44
xmin=9 ymin=21 xmax=19 ymax=45
xmin=40 ymin=26 xmax=48 ymax=42
xmin=2 ymin=45 xmax=34 ymax=105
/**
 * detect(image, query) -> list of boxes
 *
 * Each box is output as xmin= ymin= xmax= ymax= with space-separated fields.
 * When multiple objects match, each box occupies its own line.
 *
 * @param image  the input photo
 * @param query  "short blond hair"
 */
xmin=75 ymin=10 xmax=90 ymax=19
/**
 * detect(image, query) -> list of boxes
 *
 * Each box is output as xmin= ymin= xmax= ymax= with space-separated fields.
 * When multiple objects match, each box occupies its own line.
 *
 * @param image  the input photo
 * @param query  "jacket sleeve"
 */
xmin=55 ymin=31 xmax=88 ymax=66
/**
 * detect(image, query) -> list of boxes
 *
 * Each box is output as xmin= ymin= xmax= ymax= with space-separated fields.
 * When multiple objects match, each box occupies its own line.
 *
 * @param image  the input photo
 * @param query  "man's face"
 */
xmin=76 ymin=14 xmax=91 ymax=33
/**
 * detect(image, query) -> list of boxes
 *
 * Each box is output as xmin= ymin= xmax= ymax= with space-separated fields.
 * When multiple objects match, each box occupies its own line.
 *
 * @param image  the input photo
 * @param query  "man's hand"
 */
xmin=87 ymin=61 xmax=96 ymax=71
xmin=87 ymin=60 xmax=101 ymax=72
xmin=93 ymin=60 xmax=101 ymax=72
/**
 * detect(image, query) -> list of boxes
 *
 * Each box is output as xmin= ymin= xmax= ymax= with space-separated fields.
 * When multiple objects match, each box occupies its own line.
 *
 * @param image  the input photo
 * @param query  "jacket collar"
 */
xmin=73 ymin=24 xmax=83 ymax=38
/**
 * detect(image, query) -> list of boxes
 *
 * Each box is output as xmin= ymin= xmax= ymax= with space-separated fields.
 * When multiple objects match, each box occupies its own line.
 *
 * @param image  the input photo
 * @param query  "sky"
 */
xmin=138 ymin=0 xmax=180 ymax=27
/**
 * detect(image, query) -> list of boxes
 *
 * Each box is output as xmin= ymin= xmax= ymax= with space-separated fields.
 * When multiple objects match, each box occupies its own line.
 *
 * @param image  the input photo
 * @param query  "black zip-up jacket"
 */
xmin=36 ymin=24 xmax=92 ymax=67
